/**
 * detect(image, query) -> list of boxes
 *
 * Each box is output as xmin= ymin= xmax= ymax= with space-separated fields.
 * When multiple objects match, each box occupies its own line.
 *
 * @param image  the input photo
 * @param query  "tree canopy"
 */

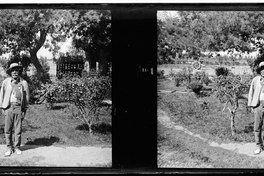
xmin=71 ymin=10 xmax=111 ymax=74
xmin=0 ymin=9 xmax=75 ymax=74
xmin=158 ymin=11 xmax=264 ymax=64
xmin=0 ymin=9 xmax=111 ymax=77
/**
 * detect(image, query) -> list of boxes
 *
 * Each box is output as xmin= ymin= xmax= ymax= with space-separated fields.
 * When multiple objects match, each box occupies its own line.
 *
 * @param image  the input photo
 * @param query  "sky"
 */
xmin=37 ymin=37 xmax=72 ymax=60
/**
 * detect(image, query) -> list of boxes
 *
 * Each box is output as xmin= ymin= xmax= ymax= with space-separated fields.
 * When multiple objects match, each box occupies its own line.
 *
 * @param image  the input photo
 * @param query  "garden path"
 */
xmin=158 ymin=108 xmax=264 ymax=157
xmin=0 ymin=145 xmax=112 ymax=166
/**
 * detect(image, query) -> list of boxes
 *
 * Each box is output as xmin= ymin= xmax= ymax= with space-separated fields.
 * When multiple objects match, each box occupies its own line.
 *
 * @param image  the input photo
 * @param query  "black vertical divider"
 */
xmin=112 ymin=7 xmax=157 ymax=169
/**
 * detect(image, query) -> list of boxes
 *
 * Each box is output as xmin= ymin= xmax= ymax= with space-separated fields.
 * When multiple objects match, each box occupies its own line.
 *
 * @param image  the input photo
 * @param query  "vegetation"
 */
xmin=0 ymin=10 xmax=112 ymax=145
xmin=158 ymin=83 xmax=253 ymax=143
xmin=158 ymin=11 xmax=264 ymax=65
xmin=57 ymin=71 xmax=111 ymax=134
xmin=213 ymin=73 xmax=252 ymax=135
xmin=33 ymin=70 xmax=111 ymax=134
xmin=158 ymin=121 xmax=264 ymax=168
xmin=157 ymin=10 xmax=264 ymax=168
xmin=215 ymin=67 xmax=230 ymax=77
xmin=0 ymin=102 xmax=111 ymax=147
xmin=0 ymin=9 xmax=111 ymax=78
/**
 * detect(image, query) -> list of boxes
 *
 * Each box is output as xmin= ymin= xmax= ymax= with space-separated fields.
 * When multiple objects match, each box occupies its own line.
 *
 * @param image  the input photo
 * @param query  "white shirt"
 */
xmin=259 ymin=78 xmax=264 ymax=101
xmin=9 ymin=80 xmax=22 ymax=103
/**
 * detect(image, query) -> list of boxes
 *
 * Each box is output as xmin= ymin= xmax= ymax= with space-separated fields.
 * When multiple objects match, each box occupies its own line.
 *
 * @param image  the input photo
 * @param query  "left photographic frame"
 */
xmin=0 ymin=7 xmax=112 ymax=167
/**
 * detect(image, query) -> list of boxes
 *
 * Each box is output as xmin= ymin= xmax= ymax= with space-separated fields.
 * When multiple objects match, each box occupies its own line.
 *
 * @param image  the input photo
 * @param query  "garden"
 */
xmin=157 ymin=11 xmax=264 ymax=168
xmin=157 ymin=63 xmax=264 ymax=168
xmin=0 ymin=9 xmax=112 ymax=149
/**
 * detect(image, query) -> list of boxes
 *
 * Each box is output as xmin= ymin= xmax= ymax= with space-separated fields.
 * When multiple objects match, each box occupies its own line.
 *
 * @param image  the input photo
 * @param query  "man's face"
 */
xmin=11 ymin=68 xmax=20 ymax=80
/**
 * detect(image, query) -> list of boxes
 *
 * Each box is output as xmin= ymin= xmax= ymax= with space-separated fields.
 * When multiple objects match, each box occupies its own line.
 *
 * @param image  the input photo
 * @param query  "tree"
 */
xmin=158 ymin=11 xmax=264 ymax=64
xmin=56 ymin=71 xmax=111 ymax=134
xmin=0 ymin=9 xmax=75 ymax=76
xmin=214 ymin=73 xmax=252 ymax=135
xmin=71 ymin=10 xmax=111 ymax=75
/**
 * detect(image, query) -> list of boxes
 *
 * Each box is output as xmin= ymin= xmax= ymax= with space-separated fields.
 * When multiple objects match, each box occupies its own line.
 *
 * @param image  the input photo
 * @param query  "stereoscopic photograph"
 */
xmin=157 ymin=10 xmax=264 ymax=168
xmin=0 ymin=8 xmax=112 ymax=167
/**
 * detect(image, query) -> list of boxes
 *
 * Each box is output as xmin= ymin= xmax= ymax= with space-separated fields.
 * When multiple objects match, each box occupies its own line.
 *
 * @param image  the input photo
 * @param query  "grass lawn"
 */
xmin=0 ymin=102 xmax=111 ymax=147
xmin=158 ymin=121 xmax=264 ymax=168
xmin=158 ymin=77 xmax=254 ymax=143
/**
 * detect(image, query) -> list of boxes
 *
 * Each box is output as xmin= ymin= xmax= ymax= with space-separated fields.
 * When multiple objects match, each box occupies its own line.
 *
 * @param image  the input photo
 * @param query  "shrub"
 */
xmin=26 ymin=58 xmax=51 ymax=104
xmin=56 ymin=70 xmax=112 ymax=134
xmin=245 ymin=56 xmax=255 ymax=72
xmin=187 ymin=80 xmax=203 ymax=96
xmin=174 ymin=66 xmax=193 ymax=87
xmin=33 ymin=79 xmax=63 ymax=109
xmin=215 ymin=67 xmax=230 ymax=77
xmin=193 ymin=71 xmax=211 ymax=86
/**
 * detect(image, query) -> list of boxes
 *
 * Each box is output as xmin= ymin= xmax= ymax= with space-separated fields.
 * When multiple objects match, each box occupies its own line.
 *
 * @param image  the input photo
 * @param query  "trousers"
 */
xmin=4 ymin=104 xmax=23 ymax=149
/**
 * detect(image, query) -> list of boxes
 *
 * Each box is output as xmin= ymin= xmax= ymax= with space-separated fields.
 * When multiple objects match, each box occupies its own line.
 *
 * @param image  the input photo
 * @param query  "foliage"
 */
xmin=214 ymin=74 xmax=250 ymax=104
xmin=187 ymin=80 xmax=203 ymax=96
xmin=25 ymin=56 xmax=51 ymax=104
xmin=215 ymin=67 xmax=230 ymax=77
xmin=158 ymin=92 xmax=254 ymax=144
xmin=55 ymin=71 xmax=112 ymax=134
xmin=0 ymin=9 xmax=111 ymax=76
xmin=213 ymin=73 xmax=252 ymax=135
xmin=193 ymin=71 xmax=211 ymax=86
xmin=72 ymin=10 xmax=111 ymax=72
xmin=157 ymin=11 xmax=264 ymax=65
xmin=174 ymin=66 xmax=193 ymax=86
xmin=0 ymin=103 xmax=111 ymax=146
xmin=0 ymin=9 xmax=77 ymax=74
xmin=56 ymin=51 xmax=85 ymax=63
xmin=34 ymin=80 xmax=63 ymax=109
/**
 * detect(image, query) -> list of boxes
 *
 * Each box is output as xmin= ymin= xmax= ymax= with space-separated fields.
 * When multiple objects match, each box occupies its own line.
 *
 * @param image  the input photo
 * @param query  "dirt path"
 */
xmin=0 ymin=145 xmax=112 ymax=166
xmin=158 ymin=108 xmax=264 ymax=157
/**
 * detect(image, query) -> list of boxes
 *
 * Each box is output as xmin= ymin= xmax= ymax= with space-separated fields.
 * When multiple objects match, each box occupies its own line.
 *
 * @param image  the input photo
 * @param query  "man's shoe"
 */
xmin=14 ymin=148 xmax=22 ymax=155
xmin=4 ymin=149 xmax=13 ymax=157
xmin=254 ymin=146 xmax=262 ymax=155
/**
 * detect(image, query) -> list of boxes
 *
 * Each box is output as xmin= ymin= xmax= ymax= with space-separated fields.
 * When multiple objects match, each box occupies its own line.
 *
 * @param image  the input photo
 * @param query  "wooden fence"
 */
xmin=56 ymin=61 xmax=84 ymax=78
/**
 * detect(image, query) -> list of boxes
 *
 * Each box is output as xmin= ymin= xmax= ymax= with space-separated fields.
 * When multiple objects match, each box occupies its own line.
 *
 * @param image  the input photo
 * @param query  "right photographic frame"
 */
xmin=157 ymin=10 xmax=264 ymax=168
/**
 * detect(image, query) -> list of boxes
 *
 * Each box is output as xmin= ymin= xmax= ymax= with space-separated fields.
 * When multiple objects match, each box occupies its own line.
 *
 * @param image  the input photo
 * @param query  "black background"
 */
xmin=2 ymin=3 xmax=264 ymax=174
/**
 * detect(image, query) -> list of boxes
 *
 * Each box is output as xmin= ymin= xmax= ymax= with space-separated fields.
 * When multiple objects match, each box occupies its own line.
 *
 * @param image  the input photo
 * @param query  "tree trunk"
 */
xmin=99 ymin=48 xmax=109 ymax=75
xmin=30 ymin=51 xmax=45 ymax=75
xmin=29 ymin=29 xmax=49 ymax=77
xmin=85 ymin=50 xmax=97 ymax=71
xmin=88 ymin=122 xmax=93 ymax=134
xmin=230 ymin=112 xmax=236 ymax=136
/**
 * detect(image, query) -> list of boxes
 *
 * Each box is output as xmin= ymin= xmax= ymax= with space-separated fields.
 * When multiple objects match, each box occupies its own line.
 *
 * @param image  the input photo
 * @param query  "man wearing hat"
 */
xmin=248 ymin=61 xmax=264 ymax=154
xmin=0 ymin=62 xmax=29 ymax=157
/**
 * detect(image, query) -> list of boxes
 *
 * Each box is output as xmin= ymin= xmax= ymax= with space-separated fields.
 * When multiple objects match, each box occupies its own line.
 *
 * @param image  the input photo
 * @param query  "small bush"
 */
xmin=174 ymin=67 xmax=193 ymax=87
xmin=56 ymin=70 xmax=112 ymax=134
xmin=187 ymin=81 xmax=203 ymax=95
xmin=193 ymin=71 xmax=211 ymax=86
xmin=215 ymin=67 xmax=230 ymax=77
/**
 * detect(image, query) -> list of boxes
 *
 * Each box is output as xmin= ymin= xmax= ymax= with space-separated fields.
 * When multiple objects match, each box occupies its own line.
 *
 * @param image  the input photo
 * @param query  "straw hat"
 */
xmin=6 ymin=63 xmax=22 ymax=75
